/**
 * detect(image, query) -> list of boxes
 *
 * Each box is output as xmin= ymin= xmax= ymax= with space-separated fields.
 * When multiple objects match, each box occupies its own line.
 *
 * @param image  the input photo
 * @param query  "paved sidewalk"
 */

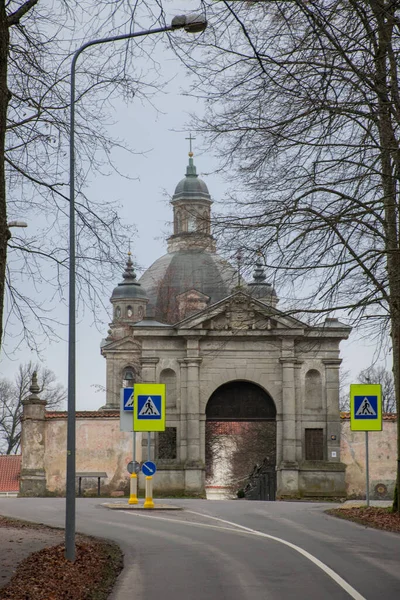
xmin=0 ymin=523 xmax=64 ymax=589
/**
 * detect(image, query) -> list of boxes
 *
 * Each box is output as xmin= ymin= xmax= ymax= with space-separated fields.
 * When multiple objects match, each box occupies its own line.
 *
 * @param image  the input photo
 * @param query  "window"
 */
xmin=157 ymin=428 xmax=177 ymax=460
xmin=126 ymin=305 xmax=133 ymax=318
xmin=187 ymin=215 xmax=196 ymax=232
xmin=176 ymin=210 xmax=182 ymax=233
xmin=305 ymin=428 xmax=324 ymax=461
xmin=202 ymin=210 xmax=208 ymax=233
xmin=115 ymin=306 xmax=121 ymax=318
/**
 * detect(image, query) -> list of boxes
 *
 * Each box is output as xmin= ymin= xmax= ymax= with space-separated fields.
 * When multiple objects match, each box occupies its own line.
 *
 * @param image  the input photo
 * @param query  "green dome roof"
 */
xmin=172 ymin=155 xmax=210 ymax=201
xmin=111 ymin=254 xmax=148 ymax=301
xmin=139 ymin=249 xmax=236 ymax=323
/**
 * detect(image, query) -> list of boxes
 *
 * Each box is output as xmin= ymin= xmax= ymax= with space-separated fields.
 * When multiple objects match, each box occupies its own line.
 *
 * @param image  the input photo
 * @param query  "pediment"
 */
xmin=175 ymin=291 xmax=307 ymax=332
xmin=176 ymin=288 xmax=210 ymax=320
xmin=101 ymin=335 xmax=141 ymax=353
xmin=176 ymin=288 xmax=210 ymax=302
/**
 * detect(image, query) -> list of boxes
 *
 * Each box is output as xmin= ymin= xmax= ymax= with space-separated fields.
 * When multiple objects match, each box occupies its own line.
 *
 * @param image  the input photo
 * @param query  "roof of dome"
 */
xmin=172 ymin=154 xmax=210 ymax=201
xmin=139 ymin=249 xmax=236 ymax=323
xmin=111 ymin=254 xmax=148 ymax=301
xmin=247 ymin=256 xmax=277 ymax=299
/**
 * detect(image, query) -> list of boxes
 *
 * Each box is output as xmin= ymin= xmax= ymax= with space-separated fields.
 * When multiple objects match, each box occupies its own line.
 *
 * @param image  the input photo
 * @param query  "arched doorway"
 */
xmin=205 ymin=381 xmax=277 ymax=500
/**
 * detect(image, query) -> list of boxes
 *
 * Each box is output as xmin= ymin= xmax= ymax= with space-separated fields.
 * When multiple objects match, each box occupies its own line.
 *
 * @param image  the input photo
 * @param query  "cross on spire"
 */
xmin=185 ymin=133 xmax=196 ymax=156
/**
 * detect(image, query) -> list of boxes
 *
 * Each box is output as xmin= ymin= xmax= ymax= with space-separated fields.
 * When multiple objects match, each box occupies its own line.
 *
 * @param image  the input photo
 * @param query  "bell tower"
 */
xmin=168 ymin=140 xmax=216 ymax=253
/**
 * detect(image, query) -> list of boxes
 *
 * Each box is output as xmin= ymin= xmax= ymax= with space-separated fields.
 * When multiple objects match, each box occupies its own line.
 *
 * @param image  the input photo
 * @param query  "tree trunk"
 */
xmin=372 ymin=0 xmax=400 ymax=511
xmin=0 ymin=1 xmax=9 ymax=351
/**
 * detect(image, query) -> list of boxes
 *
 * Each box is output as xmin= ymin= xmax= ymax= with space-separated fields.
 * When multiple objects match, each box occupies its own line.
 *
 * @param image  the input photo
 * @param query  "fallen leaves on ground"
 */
xmin=327 ymin=506 xmax=400 ymax=533
xmin=0 ymin=518 xmax=123 ymax=600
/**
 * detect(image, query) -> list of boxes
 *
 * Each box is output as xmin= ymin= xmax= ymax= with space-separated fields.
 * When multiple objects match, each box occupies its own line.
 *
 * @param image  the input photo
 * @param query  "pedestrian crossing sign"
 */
xmin=350 ymin=384 xmax=382 ymax=431
xmin=133 ymin=383 xmax=166 ymax=431
xmin=123 ymin=387 xmax=134 ymax=411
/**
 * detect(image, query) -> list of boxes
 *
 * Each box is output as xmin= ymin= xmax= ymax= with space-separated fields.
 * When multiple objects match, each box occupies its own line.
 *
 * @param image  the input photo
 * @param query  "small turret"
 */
xmin=248 ymin=254 xmax=278 ymax=307
xmin=110 ymin=253 xmax=148 ymax=326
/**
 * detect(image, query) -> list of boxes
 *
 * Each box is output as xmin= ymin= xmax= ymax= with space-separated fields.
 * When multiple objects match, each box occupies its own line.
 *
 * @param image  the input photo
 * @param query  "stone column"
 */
xmin=280 ymin=357 xmax=297 ymax=465
xmin=323 ymin=358 xmax=342 ymax=462
xmin=184 ymin=357 xmax=204 ymax=493
xmin=103 ymin=355 xmax=120 ymax=410
xmin=277 ymin=341 xmax=299 ymax=497
xmin=183 ymin=337 xmax=204 ymax=493
xmin=294 ymin=360 xmax=304 ymax=463
xmin=184 ymin=358 xmax=202 ymax=466
xmin=178 ymin=359 xmax=188 ymax=463
xmin=140 ymin=357 xmax=159 ymax=383
xmin=19 ymin=373 xmax=47 ymax=496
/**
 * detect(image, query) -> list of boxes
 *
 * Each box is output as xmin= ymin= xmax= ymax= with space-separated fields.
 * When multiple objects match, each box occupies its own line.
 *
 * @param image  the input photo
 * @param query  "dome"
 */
xmin=172 ymin=154 xmax=211 ymax=201
xmin=110 ymin=254 xmax=148 ymax=301
xmin=139 ymin=249 xmax=236 ymax=323
xmin=137 ymin=151 xmax=236 ymax=323
xmin=173 ymin=175 xmax=210 ymax=200
xmin=111 ymin=283 xmax=148 ymax=300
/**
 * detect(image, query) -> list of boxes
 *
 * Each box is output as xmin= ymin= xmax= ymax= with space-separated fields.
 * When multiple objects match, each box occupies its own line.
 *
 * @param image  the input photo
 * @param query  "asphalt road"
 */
xmin=0 ymin=498 xmax=399 ymax=600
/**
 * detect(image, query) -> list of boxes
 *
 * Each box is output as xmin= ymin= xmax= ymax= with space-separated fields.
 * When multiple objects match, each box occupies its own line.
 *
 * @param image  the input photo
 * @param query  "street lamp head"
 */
xmin=171 ymin=14 xmax=207 ymax=34
xmin=7 ymin=220 xmax=28 ymax=228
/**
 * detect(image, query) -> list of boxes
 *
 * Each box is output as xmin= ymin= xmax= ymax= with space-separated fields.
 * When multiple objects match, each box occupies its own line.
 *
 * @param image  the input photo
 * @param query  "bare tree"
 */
xmin=339 ymin=368 xmax=351 ymax=412
xmin=0 ymin=0 xmax=183 ymax=353
xmin=358 ymin=365 xmax=396 ymax=413
xmin=173 ymin=0 xmax=400 ymax=510
xmin=0 ymin=361 xmax=66 ymax=454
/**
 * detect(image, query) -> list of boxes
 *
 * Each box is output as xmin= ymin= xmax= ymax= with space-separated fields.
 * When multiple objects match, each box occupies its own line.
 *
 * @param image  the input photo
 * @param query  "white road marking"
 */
xmin=121 ymin=509 xmax=367 ymax=600
xmin=187 ymin=510 xmax=367 ymax=600
xmin=120 ymin=511 xmax=244 ymax=534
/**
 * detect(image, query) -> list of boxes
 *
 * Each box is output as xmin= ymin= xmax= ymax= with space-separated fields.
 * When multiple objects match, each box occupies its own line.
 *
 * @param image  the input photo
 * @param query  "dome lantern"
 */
xmin=110 ymin=253 xmax=148 ymax=324
xmin=168 ymin=150 xmax=215 ymax=253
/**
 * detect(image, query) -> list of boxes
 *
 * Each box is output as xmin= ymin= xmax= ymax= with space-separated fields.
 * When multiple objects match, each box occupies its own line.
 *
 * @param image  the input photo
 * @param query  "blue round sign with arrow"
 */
xmin=142 ymin=461 xmax=157 ymax=476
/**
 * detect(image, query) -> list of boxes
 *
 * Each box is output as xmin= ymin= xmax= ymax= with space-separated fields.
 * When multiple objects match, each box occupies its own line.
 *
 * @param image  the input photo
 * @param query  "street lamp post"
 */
xmin=67 ymin=14 xmax=207 ymax=561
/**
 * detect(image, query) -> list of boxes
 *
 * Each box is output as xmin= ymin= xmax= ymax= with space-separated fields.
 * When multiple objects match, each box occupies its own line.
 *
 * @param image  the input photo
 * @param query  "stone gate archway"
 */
xmin=205 ymin=380 xmax=277 ymax=500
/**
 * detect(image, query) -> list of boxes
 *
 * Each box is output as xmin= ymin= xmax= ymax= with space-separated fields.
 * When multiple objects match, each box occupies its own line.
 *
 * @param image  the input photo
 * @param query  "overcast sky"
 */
xmin=0 ymin=1 xmax=390 ymax=409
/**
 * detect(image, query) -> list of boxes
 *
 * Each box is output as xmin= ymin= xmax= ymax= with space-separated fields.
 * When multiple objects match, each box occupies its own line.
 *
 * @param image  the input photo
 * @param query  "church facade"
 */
xmin=99 ymin=151 xmax=351 ymax=499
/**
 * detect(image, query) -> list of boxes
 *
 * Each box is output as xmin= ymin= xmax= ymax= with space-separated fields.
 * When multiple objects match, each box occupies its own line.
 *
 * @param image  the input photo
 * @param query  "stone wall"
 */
xmin=21 ymin=410 xmax=398 ymax=498
xmin=340 ymin=416 xmax=397 ymax=499
xmin=44 ymin=412 xmax=138 ymax=495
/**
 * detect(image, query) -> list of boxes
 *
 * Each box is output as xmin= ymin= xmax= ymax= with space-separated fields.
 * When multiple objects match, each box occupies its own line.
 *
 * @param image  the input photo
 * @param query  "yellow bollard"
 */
xmin=143 ymin=476 xmax=155 ymax=508
xmin=128 ymin=473 xmax=138 ymax=505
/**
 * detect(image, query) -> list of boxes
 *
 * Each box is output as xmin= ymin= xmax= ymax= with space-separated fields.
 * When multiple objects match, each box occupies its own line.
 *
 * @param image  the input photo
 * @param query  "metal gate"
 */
xmin=244 ymin=461 xmax=276 ymax=501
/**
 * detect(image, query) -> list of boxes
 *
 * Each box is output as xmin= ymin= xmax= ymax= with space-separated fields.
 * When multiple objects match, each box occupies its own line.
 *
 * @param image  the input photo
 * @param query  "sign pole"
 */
xmin=145 ymin=432 xmax=153 ymax=508
xmin=128 ymin=431 xmax=138 ymax=505
xmin=350 ymin=384 xmax=382 ymax=508
xmin=365 ymin=431 xmax=370 ymax=507
xmin=133 ymin=383 xmax=166 ymax=509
